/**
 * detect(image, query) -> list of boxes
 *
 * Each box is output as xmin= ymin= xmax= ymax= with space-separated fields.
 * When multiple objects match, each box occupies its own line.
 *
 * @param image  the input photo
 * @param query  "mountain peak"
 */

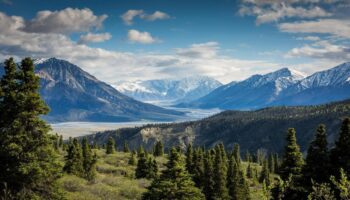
xmin=267 ymin=67 xmax=305 ymax=80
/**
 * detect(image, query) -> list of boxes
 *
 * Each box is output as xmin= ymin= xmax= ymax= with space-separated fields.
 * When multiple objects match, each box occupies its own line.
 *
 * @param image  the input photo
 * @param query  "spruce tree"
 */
xmin=123 ymin=141 xmax=130 ymax=153
xmin=136 ymin=148 xmax=149 ymax=178
xmin=213 ymin=146 xmax=229 ymax=199
xmin=247 ymin=163 xmax=253 ymax=179
xmin=186 ymin=143 xmax=194 ymax=174
xmin=280 ymin=128 xmax=304 ymax=181
xmin=64 ymin=138 xmax=84 ymax=176
xmin=260 ymin=159 xmax=271 ymax=186
xmin=203 ymin=150 xmax=215 ymax=200
xmin=303 ymin=124 xmax=329 ymax=187
xmin=233 ymin=143 xmax=241 ymax=164
xmin=128 ymin=151 xmax=137 ymax=166
xmin=227 ymin=154 xmax=250 ymax=200
xmin=59 ymin=135 xmax=64 ymax=149
xmin=106 ymin=136 xmax=115 ymax=154
xmin=330 ymin=118 xmax=350 ymax=176
xmin=192 ymin=148 xmax=205 ymax=188
xmin=142 ymin=147 xmax=205 ymax=200
xmin=0 ymin=58 xmax=62 ymax=198
xmin=153 ymin=140 xmax=164 ymax=157
xmin=82 ymin=138 xmax=97 ymax=181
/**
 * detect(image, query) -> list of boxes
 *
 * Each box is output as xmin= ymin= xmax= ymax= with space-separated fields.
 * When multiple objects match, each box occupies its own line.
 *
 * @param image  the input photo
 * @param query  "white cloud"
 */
xmin=175 ymin=42 xmax=219 ymax=59
xmin=23 ymin=7 xmax=107 ymax=34
xmin=285 ymin=40 xmax=350 ymax=60
xmin=0 ymin=12 xmax=24 ymax=33
xmin=296 ymin=36 xmax=320 ymax=41
xmin=120 ymin=9 xmax=144 ymax=25
xmin=127 ymin=29 xmax=157 ymax=44
xmin=239 ymin=2 xmax=331 ymax=24
xmin=78 ymin=32 xmax=111 ymax=44
xmin=121 ymin=9 xmax=170 ymax=25
xmin=279 ymin=19 xmax=350 ymax=39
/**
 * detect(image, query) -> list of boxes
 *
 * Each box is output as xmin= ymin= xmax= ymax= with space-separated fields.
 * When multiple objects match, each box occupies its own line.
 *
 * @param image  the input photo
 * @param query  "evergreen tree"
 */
xmin=0 ymin=58 xmax=62 ymax=199
xmin=213 ymin=145 xmax=229 ymax=199
xmin=59 ymin=135 xmax=64 ymax=149
xmin=136 ymin=148 xmax=149 ymax=178
xmin=233 ymin=143 xmax=241 ymax=164
xmin=82 ymin=138 xmax=97 ymax=181
xmin=186 ymin=143 xmax=194 ymax=174
xmin=142 ymin=147 xmax=205 ymax=200
xmin=227 ymin=154 xmax=251 ymax=200
xmin=64 ymin=138 xmax=84 ymax=176
xmin=153 ymin=140 xmax=164 ymax=157
xmin=280 ymin=128 xmax=304 ymax=181
xmin=123 ymin=141 xmax=130 ymax=153
xmin=247 ymin=163 xmax=253 ymax=179
xmin=192 ymin=148 xmax=205 ymax=188
xmin=269 ymin=153 xmax=275 ymax=173
xmin=245 ymin=151 xmax=252 ymax=163
xmin=106 ymin=136 xmax=115 ymax=154
xmin=146 ymin=157 xmax=158 ymax=179
xmin=303 ymin=124 xmax=329 ymax=188
xmin=330 ymin=118 xmax=350 ymax=176
xmin=260 ymin=159 xmax=271 ymax=186
xmin=330 ymin=168 xmax=350 ymax=199
xmin=203 ymin=150 xmax=215 ymax=200
xmin=128 ymin=151 xmax=137 ymax=166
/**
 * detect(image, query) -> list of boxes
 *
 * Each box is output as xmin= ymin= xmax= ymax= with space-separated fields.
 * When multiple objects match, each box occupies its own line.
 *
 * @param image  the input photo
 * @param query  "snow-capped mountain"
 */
xmin=115 ymin=76 xmax=222 ymax=105
xmin=179 ymin=68 xmax=306 ymax=110
xmin=272 ymin=62 xmax=350 ymax=106
xmin=181 ymin=63 xmax=350 ymax=110
xmin=1 ymin=58 xmax=183 ymax=122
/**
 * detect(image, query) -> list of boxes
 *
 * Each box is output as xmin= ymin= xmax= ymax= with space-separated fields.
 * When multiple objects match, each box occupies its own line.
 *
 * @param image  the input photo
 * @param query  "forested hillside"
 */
xmin=86 ymin=99 xmax=350 ymax=153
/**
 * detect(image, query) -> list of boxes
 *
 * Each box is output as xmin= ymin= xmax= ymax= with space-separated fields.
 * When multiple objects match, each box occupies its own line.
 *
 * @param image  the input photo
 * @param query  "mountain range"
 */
xmin=115 ymin=76 xmax=222 ymax=105
xmin=84 ymin=99 xmax=350 ymax=153
xmin=0 ymin=58 xmax=184 ymax=122
xmin=179 ymin=62 xmax=350 ymax=110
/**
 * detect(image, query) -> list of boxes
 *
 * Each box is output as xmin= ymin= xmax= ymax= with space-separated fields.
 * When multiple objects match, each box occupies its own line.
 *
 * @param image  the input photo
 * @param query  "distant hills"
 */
xmin=115 ymin=76 xmax=222 ymax=105
xmin=0 ymin=58 xmax=184 ymax=122
xmin=85 ymin=99 xmax=350 ymax=153
xmin=179 ymin=62 xmax=350 ymax=110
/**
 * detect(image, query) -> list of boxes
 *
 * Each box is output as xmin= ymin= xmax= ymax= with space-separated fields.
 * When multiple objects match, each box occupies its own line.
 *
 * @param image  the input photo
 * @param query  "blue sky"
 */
xmin=0 ymin=0 xmax=349 ymax=84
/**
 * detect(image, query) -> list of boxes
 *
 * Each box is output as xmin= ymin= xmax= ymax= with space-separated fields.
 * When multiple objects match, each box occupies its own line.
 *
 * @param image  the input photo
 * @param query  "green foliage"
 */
xmin=233 ymin=143 xmax=241 ymax=165
xmin=136 ymin=148 xmax=149 ymax=179
xmin=213 ymin=145 xmax=229 ymax=199
xmin=153 ymin=141 xmax=164 ymax=157
xmin=307 ymin=181 xmax=336 ymax=200
xmin=203 ymin=150 xmax=215 ymax=200
xmin=192 ymin=148 xmax=205 ymax=188
xmin=128 ymin=151 xmax=137 ymax=166
xmin=268 ymin=154 xmax=275 ymax=173
xmin=64 ymin=138 xmax=84 ymax=176
xmin=0 ymin=57 xmax=62 ymax=199
xmin=123 ymin=141 xmax=130 ymax=153
xmin=303 ymin=124 xmax=329 ymax=189
xmin=330 ymin=168 xmax=350 ymax=199
xmin=260 ymin=159 xmax=271 ymax=186
xmin=142 ymin=148 xmax=205 ymax=200
xmin=185 ymin=143 xmax=194 ymax=174
xmin=330 ymin=117 xmax=350 ymax=177
xmin=82 ymin=137 xmax=97 ymax=181
xmin=106 ymin=137 xmax=115 ymax=154
xmin=280 ymin=128 xmax=304 ymax=181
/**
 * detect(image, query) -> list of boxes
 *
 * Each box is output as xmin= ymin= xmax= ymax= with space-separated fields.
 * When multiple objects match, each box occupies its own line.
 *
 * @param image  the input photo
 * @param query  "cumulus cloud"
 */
xmin=121 ymin=9 xmax=170 ymax=25
xmin=175 ymin=42 xmax=219 ymax=59
xmin=285 ymin=40 xmax=350 ymax=60
xmin=279 ymin=19 xmax=350 ymax=39
xmin=23 ymin=7 xmax=107 ymax=34
xmin=239 ymin=1 xmax=331 ymax=24
xmin=127 ymin=29 xmax=157 ymax=44
xmin=78 ymin=32 xmax=111 ymax=44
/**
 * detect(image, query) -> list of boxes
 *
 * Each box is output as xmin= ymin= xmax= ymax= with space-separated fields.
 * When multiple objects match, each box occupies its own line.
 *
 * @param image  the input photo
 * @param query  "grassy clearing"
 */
xmin=58 ymin=149 xmax=269 ymax=199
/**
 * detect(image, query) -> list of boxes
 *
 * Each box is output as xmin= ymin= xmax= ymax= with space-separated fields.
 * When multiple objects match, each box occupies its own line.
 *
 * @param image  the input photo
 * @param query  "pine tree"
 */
xmin=247 ymin=163 xmax=253 ymax=179
xmin=213 ymin=145 xmax=229 ymax=199
xmin=0 ymin=58 xmax=62 ymax=198
xmin=106 ymin=136 xmax=115 ymax=154
xmin=233 ymin=143 xmax=241 ymax=164
xmin=123 ymin=141 xmax=130 ymax=153
xmin=82 ymin=138 xmax=97 ymax=181
xmin=330 ymin=168 xmax=350 ymax=199
xmin=227 ymin=154 xmax=250 ymax=200
xmin=59 ymin=135 xmax=64 ymax=149
xmin=128 ymin=151 xmax=137 ymax=166
xmin=142 ymin=147 xmax=205 ymax=200
xmin=203 ymin=150 xmax=215 ymax=200
xmin=330 ymin=118 xmax=350 ymax=176
xmin=153 ymin=140 xmax=164 ymax=157
xmin=146 ymin=157 xmax=158 ymax=179
xmin=260 ymin=159 xmax=271 ymax=186
xmin=280 ymin=128 xmax=304 ymax=181
xmin=269 ymin=153 xmax=275 ymax=173
xmin=192 ymin=148 xmax=205 ymax=188
xmin=186 ymin=143 xmax=194 ymax=174
xmin=303 ymin=124 xmax=329 ymax=187
xmin=64 ymin=138 xmax=84 ymax=176
xmin=136 ymin=148 xmax=149 ymax=178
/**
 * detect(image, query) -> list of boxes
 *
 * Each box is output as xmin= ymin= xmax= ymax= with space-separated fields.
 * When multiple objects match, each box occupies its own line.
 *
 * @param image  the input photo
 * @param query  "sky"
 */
xmin=0 ymin=0 xmax=349 ymax=84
